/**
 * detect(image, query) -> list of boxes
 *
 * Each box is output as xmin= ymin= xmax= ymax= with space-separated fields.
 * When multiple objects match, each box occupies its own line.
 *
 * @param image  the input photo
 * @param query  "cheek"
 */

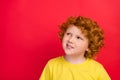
xmin=62 ymin=39 xmax=66 ymax=47
xmin=76 ymin=42 xmax=88 ymax=49
xmin=62 ymin=35 xmax=68 ymax=42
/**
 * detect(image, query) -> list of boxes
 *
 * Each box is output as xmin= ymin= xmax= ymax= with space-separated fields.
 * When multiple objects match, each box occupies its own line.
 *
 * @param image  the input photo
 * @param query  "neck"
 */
xmin=64 ymin=54 xmax=86 ymax=64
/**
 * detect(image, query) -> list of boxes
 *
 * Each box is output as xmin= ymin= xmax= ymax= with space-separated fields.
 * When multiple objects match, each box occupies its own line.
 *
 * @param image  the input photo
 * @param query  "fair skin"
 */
xmin=62 ymin=25 xmax=89 ymax=64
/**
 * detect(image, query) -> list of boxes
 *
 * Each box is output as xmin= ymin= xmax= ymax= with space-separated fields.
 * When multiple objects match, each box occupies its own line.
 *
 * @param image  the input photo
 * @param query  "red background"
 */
xmin=0 ymin=0 xmax=120 ymax=80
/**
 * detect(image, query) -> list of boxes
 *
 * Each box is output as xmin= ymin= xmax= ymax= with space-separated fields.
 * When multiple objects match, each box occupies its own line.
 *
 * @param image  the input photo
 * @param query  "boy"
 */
xmin=39 ymin=16 xmax=111 ymax=80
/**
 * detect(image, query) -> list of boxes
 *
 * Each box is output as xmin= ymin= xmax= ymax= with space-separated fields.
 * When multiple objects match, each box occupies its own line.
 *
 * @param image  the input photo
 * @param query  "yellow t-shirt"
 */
xmin=40 ymin=56 xmax=111 ymax=80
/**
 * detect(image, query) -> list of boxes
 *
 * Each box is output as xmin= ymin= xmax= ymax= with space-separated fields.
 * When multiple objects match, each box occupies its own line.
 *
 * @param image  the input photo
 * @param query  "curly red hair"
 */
xmin=58 ymin=16 xmax=104 ymax=59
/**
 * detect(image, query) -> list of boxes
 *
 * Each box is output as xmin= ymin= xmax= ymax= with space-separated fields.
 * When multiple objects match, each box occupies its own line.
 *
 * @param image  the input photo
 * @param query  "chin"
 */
xmin=64 ymin=51 xmax=74 ymax=55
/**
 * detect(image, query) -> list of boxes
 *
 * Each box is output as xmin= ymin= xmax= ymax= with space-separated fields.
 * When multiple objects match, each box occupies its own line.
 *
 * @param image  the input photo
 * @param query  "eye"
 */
xmin=77 ymin=36 xmax=80 ymax=39
xmin=66 ymin=33 xmax=71 ymax=35
xmin=76 ymin=36 xmax=83 ymax=40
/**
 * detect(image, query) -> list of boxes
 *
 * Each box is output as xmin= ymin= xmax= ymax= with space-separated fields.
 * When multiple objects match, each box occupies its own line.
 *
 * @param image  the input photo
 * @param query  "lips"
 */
xmin=66 ymin=43 xmax=74 ymax=49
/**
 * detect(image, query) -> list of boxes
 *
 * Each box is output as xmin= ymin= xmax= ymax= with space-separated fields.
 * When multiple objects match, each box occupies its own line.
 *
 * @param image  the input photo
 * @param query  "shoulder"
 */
xmin=46 ymin=56 xmax=63 ymax=66
xmin=87 ymin=59 xmax=111 ymax=79
xmin=88 ymin=59 xmax=103 ymax=66
xmin=87 ymin=59 xmax=108 ymax=74
xmin=87 ymin=59 xmax=105 ymax=70
xmin=48 ymin=56 xmax=63 ymax=62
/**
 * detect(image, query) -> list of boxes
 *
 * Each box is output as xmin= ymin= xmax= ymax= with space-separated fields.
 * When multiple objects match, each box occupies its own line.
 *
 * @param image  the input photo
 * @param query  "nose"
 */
xmin=68 ymin=36 xmax=74 ymax=43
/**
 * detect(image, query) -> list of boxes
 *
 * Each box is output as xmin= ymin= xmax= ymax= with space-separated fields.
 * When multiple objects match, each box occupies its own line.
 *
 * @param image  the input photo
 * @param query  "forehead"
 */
xmin=66 ymin=25 xmax=88 ymax=39
xmin=66 ymin=25 xmax=82 ymax=34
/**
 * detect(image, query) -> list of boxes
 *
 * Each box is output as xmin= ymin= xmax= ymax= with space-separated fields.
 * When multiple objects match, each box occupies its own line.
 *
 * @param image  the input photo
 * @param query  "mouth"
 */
xmin=66 ymin=43 xmax=74 ymax=49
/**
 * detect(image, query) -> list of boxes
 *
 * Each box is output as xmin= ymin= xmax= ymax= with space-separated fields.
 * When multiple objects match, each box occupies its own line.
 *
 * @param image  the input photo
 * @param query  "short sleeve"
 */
xmin=39 ymin=62 xmax=51 ymax=80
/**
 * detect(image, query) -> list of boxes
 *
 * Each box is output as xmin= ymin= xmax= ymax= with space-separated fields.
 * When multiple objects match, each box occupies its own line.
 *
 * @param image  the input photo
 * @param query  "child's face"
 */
xmin=62 ymin=25 xmax=89 ymax=57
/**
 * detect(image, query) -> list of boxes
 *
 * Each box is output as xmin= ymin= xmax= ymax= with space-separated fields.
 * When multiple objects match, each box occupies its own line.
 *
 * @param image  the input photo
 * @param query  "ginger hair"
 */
xmin=58 ymin=16 xmax=104 ymax=59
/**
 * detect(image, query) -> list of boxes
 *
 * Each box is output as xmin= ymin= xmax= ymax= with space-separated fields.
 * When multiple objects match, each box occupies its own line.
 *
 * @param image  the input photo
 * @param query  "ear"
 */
xmin=86 ymin=48 xmax=89 ymax=51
